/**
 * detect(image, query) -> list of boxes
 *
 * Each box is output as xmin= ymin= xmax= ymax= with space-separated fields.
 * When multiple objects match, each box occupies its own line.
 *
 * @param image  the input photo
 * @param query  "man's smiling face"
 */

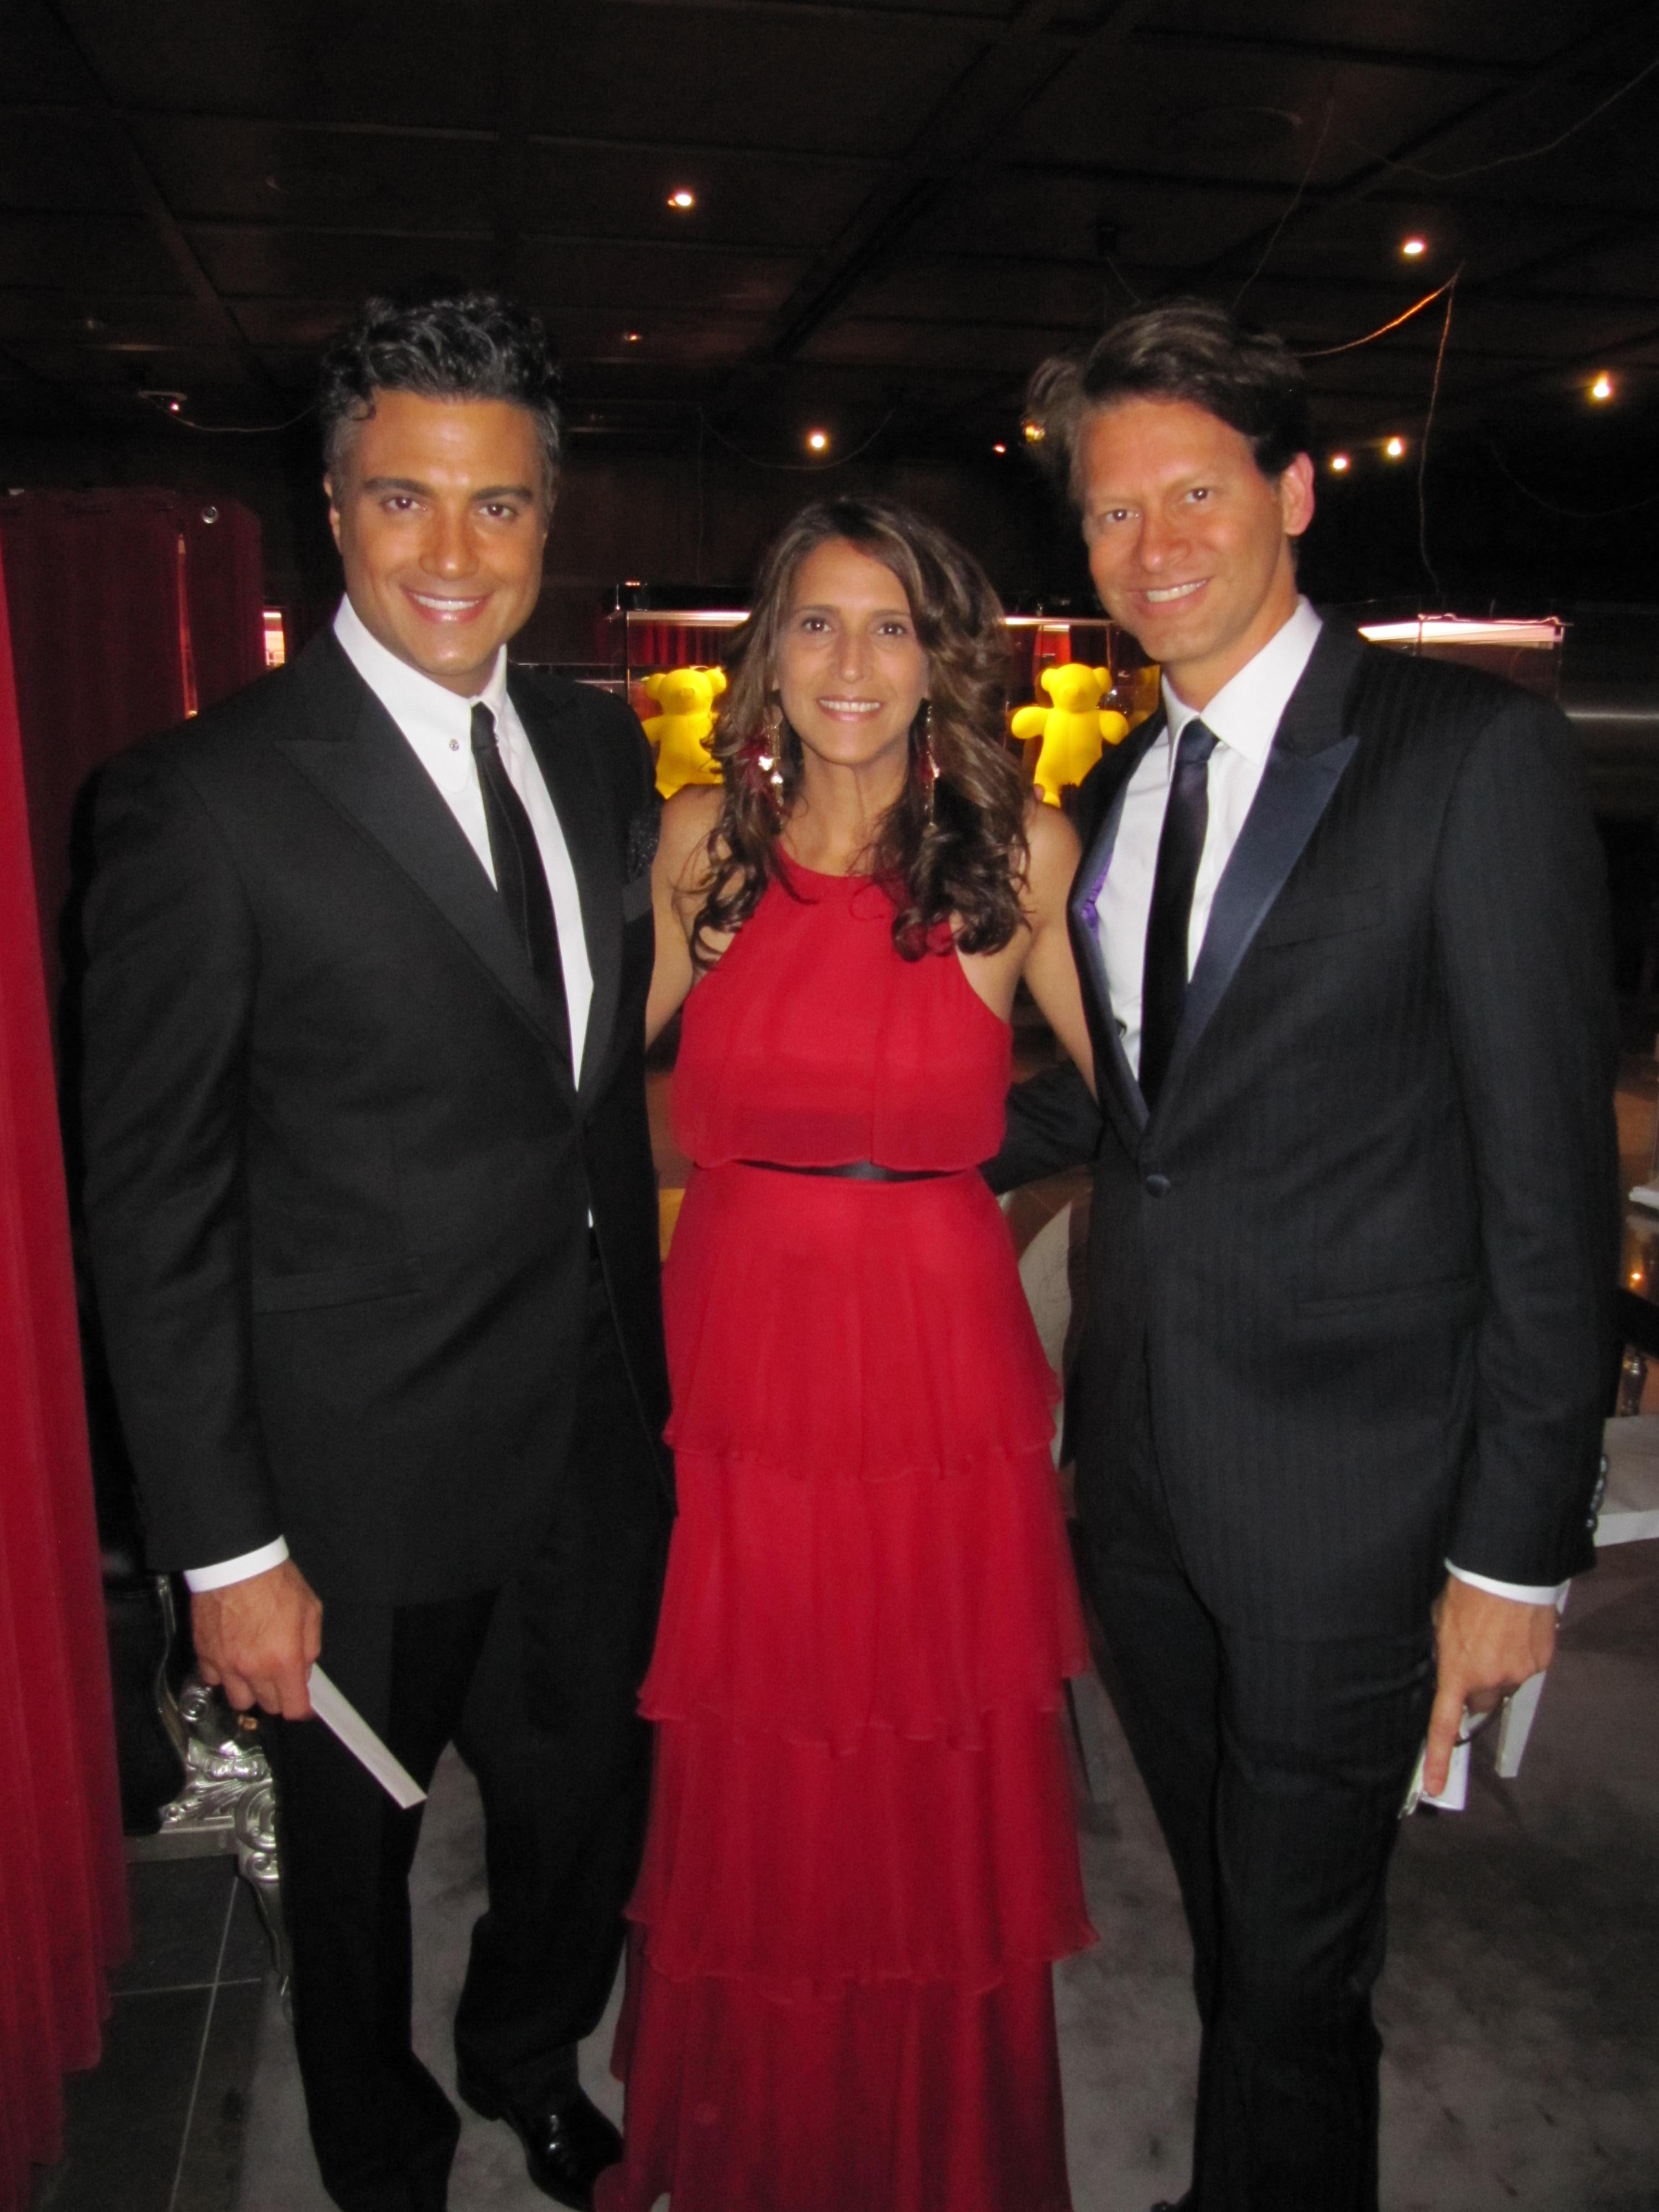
xmin=325 ymin=388 xmax=550 ymax=696
xmin=1078 ymin=395 xmax=1314 ymax=709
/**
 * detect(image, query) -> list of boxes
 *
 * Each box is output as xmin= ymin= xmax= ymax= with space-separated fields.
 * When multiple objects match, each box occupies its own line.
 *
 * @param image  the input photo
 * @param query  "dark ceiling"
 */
xmin=5 ymin=0 xmax=1659 ymax=533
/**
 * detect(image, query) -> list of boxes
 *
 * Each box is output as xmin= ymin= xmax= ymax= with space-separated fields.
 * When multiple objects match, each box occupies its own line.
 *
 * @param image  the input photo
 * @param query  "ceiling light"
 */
xmin=1401 ymin=236 xmax=1427 ymax=258
xmin=1329 ymin=452 xmax=1350 ymax=473
xmin=667 ymin=189 xmax=696 ymax=211
xmin=806 ymin=429 xmax=829 ymax=453
xmin=1590 ymin=372 xmax=1615 ymax=401
xmin=1384 ymin=435 xmax=1406 ymax=459
xmin=993 ymin=441 xmax=1007 ymax=455
xmin=1022 ymin=420 xmax=1045 ymax=444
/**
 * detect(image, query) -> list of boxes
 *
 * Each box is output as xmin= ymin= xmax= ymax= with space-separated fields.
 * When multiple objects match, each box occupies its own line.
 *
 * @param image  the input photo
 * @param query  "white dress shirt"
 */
xmin=186 ymin=598 xmax=595 ymax=1593
xmin=1098 ymin=597 xmax=1322 ymax=1081
xmin=1089 ymin=596 xmax=1564 ymax=1609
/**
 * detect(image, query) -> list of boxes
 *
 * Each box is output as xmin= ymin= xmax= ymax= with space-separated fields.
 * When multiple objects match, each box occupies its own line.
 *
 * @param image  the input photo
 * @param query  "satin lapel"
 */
xmin=512 ymin=672 xmax=620 ymax=1100
xmin=279 ymin=634 xmax=575 ymax=1083
xmin=1159 ymin=620 xmax=1365 ymax=1108
xmin=1068 ymin=715 xmax=1164 ymax=1140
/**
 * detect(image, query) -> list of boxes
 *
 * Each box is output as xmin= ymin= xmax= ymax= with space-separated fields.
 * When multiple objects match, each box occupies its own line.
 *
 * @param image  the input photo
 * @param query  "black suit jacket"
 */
xmin=81 ymin=629 xmax=671 ymax=1606
xmin=994 ymin=617 xmax=1618 ymax=1637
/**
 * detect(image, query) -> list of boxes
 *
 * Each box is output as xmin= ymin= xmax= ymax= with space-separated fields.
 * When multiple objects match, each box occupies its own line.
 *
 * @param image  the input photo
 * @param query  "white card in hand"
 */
xmin=307 ymin=1664 xmax=427 ymax=1809
xmin=1402 ymin=1736 xmax=1470 ymax=1816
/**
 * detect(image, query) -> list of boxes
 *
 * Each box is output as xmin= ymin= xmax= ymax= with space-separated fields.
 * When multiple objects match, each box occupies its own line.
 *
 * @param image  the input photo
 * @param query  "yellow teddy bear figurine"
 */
xmin=641 ymin=664 xmax=728 ymax=799
xmin=1010 ymin=663 xmax=1130 ymax=806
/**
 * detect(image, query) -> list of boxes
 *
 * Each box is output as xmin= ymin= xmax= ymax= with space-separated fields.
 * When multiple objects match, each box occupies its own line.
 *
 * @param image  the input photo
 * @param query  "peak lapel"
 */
xmin=1157 ymin=619 xmax=1365 ymax=1110
xmin=511 ymin=673 xmax=622 ymax=1100
xmin=1068 ymin=714 xmax=1165 ymax=1140
xmin=278 ymin=634 xmax=575 ymax=1086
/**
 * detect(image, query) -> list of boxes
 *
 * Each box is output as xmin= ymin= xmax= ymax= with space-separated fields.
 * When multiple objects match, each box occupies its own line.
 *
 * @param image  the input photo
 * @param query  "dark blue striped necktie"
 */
xmin=1139 ymin=717 xmax=1218 ymax=1110
xmin=469 ymin=703 xmax=570 ymax=1046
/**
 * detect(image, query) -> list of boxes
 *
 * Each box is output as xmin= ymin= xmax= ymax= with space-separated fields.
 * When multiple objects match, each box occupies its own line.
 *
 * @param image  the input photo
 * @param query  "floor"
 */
xmin=29 ymin=1854 xmax=270 ymax=2212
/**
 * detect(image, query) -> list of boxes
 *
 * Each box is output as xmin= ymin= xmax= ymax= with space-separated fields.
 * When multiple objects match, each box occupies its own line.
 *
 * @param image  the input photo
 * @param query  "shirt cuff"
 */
xmin=1446 ymin=1561 xmax=1569 ymax=1608
xmin=184 ymin=1537 xmax=290 ymax=1593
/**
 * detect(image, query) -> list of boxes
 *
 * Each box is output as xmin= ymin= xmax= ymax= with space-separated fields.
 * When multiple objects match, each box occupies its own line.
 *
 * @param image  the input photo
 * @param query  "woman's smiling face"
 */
xmin=774 ymin=537 xmax=930 ymax=779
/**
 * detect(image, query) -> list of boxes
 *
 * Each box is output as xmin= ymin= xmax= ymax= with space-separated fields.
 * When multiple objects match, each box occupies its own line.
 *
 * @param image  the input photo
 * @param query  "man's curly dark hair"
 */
xmin=317 ymin=286 xmax=563 ymax=492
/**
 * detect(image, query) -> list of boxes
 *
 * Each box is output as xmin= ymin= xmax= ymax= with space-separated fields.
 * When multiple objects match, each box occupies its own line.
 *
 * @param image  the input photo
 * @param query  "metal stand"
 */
xmin=124 ymin=1577 xmax=290 ymax=2001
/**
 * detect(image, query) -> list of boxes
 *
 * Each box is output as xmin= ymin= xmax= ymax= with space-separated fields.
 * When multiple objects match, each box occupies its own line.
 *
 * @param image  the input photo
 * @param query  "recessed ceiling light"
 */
xmin=1384 ymin=435 xmax=1406 ymax=459
xmin=667 ymin=189 xmax=696 ymax=211
xmin=806 ymin=429 xmax=829 ymax=453
xmin=1329 ymin=452 xmax=1351 ymax=473
xmin=1590 ymin=372 xmax=1615 ymax=401
xmin=1401 ymin=236 xmax=1427 ymax=258
xmin=993 ymin=441 xmax=1007 ymax=455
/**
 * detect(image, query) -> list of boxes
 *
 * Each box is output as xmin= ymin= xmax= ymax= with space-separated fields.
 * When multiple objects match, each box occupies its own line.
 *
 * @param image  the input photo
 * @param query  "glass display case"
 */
xmin=1357 ymin=615 xmax=1565 ymax=700
xmin=514 ymin=588 xmax=1164 ymax=805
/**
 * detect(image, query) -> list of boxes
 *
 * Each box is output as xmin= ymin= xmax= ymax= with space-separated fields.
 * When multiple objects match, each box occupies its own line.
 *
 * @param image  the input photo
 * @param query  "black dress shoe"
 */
xmin=456 ymin=2075 xmax=622 ymax=2210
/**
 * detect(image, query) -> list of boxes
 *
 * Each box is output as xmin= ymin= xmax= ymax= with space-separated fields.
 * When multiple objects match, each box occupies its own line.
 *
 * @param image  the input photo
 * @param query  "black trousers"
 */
xmin=1078 ymin=1381 xmax=1434 ymax=2212
xmin=264 ymin=1256 xmax=670 ymax=2212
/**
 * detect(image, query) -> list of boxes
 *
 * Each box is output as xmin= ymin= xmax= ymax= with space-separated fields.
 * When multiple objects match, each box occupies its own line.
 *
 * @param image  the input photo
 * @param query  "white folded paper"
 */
xmin=307 ymin=1663 xmax=427 ymax=1808
xmin=1402 ymin=1725 xmax=1477 ymax=1815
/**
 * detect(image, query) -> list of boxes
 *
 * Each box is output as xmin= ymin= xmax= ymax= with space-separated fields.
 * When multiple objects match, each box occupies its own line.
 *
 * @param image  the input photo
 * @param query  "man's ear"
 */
xmin=322 ymin=473 xmax=344 ymax=554
xmin=1279 ymin=452 xmax=1316 ymax=540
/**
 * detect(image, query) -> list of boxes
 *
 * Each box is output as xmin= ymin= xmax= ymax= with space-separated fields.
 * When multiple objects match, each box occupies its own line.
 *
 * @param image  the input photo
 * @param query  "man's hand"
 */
xmin=192 ymin=1559 xmax=322 ymax=1720
xmin=1424 ymin=1577 xmax=1558 ymax=1796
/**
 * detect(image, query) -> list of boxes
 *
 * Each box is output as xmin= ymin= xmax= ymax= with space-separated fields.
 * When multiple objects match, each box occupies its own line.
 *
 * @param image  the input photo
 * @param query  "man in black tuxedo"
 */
xmin=994 ymin=300 xmax=1616 ymax=2210
xmin=81 ymin=292 xmax=671 ymax=2212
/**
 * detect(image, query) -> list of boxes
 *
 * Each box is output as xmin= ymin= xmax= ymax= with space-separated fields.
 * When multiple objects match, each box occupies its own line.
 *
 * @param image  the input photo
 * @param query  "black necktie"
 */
xmin=1139 ymin=717 xmax=1218 ymax=1111
xmin=469 ymin=703 xmax=570 ymax=1044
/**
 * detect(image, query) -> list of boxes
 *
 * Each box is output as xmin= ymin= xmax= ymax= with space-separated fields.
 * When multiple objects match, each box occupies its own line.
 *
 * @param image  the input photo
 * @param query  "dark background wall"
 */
xmin=4 ymin=394 xmax=1656 ymax=657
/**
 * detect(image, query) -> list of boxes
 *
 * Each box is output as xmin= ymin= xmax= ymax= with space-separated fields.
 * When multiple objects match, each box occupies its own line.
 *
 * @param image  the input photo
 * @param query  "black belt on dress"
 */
xmin=737 ymin=1159 xmax=952 ymax=1182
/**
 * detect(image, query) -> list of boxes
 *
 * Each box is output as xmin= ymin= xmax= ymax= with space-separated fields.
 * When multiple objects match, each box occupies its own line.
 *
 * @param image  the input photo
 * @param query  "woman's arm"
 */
xmin=645 ymin=786 xmax=725 ymax=1047
xmin=1016 ymin=801 xmax=1097 ymax=1096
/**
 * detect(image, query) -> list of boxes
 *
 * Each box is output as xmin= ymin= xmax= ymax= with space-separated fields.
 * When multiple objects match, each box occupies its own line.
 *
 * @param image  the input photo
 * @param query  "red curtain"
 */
xmin=0 ymin=488 xmax=265 ymax=1032
xmin=0 ymin=491 xmax=191 ymax=1031
xmin=0 ymin=542 xmax=130 ymax=2207
xmin=182 ymin=496 xmax=267 ymax=711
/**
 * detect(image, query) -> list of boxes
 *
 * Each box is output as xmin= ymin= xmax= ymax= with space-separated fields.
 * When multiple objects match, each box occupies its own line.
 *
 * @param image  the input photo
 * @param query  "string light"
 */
xmin=1401 ymin=236 xmax=1427 ymax=258
xmin=992 ymin=441 xmax=1007 ymax=455
xmin=1385 ymin=435 xmax=1407 ymax=459
xmin=1329 ymin=452 xmax=1351 ymax=472
xmin=623 ymin=331 xmax=640 ymax=344
xmin=667 ymin=189 xmax=696 ymax=210
xmin=1022 ymin=420 xmax=1045 ymax=444
xmin=1590 ymin=372 xmax=1615 ymax=401
xmin=806 ymin=429 xmax=829 ymax=452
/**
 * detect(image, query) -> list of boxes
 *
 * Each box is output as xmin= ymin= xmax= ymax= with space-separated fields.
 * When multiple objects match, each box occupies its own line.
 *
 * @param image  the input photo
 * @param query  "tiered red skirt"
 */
xmin=598 ymin=1165 xmax=1094 ymax=2211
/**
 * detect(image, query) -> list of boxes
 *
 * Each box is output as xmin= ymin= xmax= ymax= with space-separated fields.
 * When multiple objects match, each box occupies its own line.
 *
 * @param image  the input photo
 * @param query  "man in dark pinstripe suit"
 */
xmin=994 ymin=301 xmax=1617 ymax=2212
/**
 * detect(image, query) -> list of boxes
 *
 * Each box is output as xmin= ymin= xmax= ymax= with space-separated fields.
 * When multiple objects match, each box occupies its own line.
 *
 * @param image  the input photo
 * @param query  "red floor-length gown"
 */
xmin=598 ymin=862 xmax=1095 ymax=2212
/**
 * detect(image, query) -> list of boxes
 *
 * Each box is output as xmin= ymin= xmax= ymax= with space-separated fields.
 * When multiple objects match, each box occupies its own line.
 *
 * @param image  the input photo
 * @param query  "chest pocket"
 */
xmin=1254 ymin=883 xmax=1385 ymax=950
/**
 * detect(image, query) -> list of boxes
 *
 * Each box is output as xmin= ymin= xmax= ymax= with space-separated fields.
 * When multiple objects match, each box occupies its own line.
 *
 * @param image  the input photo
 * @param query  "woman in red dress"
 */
xmin=597 ymin=499 xmax=1098 ymax=2212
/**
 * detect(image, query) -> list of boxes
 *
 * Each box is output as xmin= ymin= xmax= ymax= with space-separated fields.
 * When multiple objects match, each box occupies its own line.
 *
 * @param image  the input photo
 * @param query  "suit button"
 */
xmin=1143 ymin=1172 xmax=1171 ymax=1198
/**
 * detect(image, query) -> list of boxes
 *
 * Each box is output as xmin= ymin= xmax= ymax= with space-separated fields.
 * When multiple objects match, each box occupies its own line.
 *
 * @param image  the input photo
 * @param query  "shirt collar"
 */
xmin=332 ymin=595 xmax=510 ymax=743
xmin=1161 ymin=597 xmax=1322 ymax=766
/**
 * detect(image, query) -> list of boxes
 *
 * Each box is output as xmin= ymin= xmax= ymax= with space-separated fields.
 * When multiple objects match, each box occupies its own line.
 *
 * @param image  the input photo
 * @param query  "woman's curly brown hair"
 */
xmin=693 ymin=498 xmax=1029 ymax=965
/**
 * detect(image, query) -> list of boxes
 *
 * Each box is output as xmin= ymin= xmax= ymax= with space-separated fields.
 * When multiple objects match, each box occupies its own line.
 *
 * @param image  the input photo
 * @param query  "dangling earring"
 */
xmin=747 ymin=697 xmax=787 ymax=807
xmin=917 ymin=701 xmax=938 ymax=821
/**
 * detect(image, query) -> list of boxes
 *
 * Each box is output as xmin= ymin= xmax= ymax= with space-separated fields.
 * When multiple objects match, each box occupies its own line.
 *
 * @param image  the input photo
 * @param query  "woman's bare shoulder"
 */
xmin=658 ymin=785 xmax=726 ymax=893
xmin=1021 ymin=795 xmax=1082 ymax=896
